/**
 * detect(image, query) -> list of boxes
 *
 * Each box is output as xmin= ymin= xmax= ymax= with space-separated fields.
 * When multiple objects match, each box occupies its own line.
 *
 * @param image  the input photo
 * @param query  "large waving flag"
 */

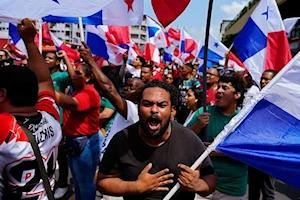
xmin=88 ymin=25 xmax=131 ymax=50
xmin=163 ymin=46 xmax=181 ymax=65
xmin=146 ymin=16 xmax=168 ymax=49
xmin=165 ymin=27 xmax=180 ymax=47
xmin=163 ymin=51 xmax=300 ymax=200
xmin=179 ymin=29 xmax=198 ymax=63
xmin=0 ymin=0 xmax=114 ymax=23
xmin=198 ymin=33 xmax=247 ymax=72
xmin=127 ymin=39 xmax=143 ymax=63
xmin=144 ymin=43 xmax=160 ymax=65
xmin=144 ymin=16 xmax=166 ymax=65
xmin=43 ymin=0 xmax=143 ymax=25
xmin=3 ymin=43 xmax=27 ymax=60
xmin=86 ymin=25 xmax=127 ymax=65
xmin=234 ymin=0 xmax=292 ymax=84
xmin=215 ymin=52 xmax=300 ymax=190
xmin=9 ymin=22 xmax=79 ymax=62
xmin=9 ymin=23 xmax=27 ymax=55
xmin=49 ymin=32 xmax=80 ymax=62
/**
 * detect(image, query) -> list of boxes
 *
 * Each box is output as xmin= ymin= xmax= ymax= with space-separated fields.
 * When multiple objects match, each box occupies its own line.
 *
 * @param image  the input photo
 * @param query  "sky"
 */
xmin=144 ymin=0 xmax=251 ymax=42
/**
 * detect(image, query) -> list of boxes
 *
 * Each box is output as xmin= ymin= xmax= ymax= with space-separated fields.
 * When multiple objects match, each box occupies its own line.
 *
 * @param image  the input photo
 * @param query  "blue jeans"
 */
xmin=68 ymin=133 xmax=103 ymax=200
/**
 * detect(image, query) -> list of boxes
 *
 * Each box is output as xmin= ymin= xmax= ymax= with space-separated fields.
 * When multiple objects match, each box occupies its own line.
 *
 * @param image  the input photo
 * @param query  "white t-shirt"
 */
xmin=183 ymin=110 xmax=196 ymax=127
xmin=100 ymin=100 xmax=139 ymax=160
xmin=126 ymin=64 xmax=141 ymax=78
xmin=243 ymin=85 xmax=260 ymax=107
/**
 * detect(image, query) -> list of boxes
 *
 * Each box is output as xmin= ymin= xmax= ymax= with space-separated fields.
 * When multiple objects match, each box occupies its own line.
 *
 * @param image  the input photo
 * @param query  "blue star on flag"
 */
xmin=262 ymin=6 xmax=269 ymax=20
xmin=52 ymin=0 xmax=59 ymax=4
xmin=214 ymin=42 xmax=219 ymax=48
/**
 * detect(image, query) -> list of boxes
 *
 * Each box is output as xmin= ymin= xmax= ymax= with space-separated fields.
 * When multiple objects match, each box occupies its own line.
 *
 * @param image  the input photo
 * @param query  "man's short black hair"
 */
xmin=0 ymin=65 xmax=38 ymax=107
xmin=218 ymin=72 xmax=246 ymax=106
xmin=264 ymin=69 xmax=277 ymax=77
xmin=184 ymin=62 xmax=194 ymax=69
xmin=142 ymin=64 xmax=153 ymax=72
xmin=138 ymin=80 xmax=179 ymax=107
xmin=45 ymin=51 xmax=62 ymax=61
xmin=137 ymin=56 xmax=146 ymax=66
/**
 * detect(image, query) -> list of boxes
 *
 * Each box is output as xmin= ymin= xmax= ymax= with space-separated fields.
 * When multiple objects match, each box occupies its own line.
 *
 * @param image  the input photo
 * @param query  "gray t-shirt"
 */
xmin=99 ymin=120 xmax=214 ymax=200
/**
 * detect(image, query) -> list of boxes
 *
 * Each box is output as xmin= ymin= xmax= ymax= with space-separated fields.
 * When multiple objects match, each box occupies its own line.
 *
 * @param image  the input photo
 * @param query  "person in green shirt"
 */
xmin=187 ymin=72 xmax=248 ymax=199
xmin=100 ymin=97 xmax=116 ymax=132
xmin=45 ymin=50 xmax=71 ymax=199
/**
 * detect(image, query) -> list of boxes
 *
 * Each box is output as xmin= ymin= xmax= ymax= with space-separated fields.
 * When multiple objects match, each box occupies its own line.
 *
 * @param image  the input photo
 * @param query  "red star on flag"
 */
xmin=124 ymin=0 xmax=134 ymax=12
xmin=230 ymin=63 xmax=235 ymax=68
xmin=114 ymin=51 xmax=118 ymax=55
xmin=157 ymin=36 xmax=161 ymax=40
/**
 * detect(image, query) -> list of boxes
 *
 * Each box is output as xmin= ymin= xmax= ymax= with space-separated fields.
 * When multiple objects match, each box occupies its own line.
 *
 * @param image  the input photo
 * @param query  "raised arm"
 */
xmin=57 ymin=50 xmax=75 ymax=80
xmin=79 ymin=42 xmax=128 ymax=118
xmin=119 ymin=54 xmax=128 ymax=82
xmin=17 ymin=18 xmax=54 ymax=94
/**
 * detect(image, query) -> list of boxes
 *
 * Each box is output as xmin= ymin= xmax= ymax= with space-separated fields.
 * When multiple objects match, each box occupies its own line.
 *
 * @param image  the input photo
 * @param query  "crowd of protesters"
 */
xmin=0 ymin=19 xmax=279 ymax=200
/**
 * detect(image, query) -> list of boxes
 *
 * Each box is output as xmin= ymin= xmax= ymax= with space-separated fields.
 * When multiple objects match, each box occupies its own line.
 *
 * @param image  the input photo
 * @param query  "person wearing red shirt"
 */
xmin=206 ymin=68 xmax=219 ymax=106
xmin=55 ymin=63 xmax=101 ymax=200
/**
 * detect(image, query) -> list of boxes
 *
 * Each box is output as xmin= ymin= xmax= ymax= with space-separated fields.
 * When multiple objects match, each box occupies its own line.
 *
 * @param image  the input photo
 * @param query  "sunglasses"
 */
xmin=165 ymin=76 xmax=173 ymax=80
xmin=219 ymin=69 xmax=234 ymax=77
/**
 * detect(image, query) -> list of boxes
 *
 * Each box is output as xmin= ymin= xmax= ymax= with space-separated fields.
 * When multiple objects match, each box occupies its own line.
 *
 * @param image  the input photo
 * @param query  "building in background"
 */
xmin=221 ymin=0 xmax=300 ymax=54
xmin=0 ymin=22 xmax=9 ymax=48
xmin=130 ymin=16 xmax=147 ymax=51
xmin=219 ymin=20 xmax=232 ymax=41
xmin=0 ymin=15 xmax=149 ymax=51
xmin=289 ymin=20 xmax=300 ymax=56
xmin=222 ymin=0 xmax=287 ymax=39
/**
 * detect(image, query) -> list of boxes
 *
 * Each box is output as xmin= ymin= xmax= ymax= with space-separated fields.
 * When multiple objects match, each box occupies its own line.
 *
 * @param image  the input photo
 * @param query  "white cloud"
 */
xmin=220 ymin=1 xmax=249 ymax=19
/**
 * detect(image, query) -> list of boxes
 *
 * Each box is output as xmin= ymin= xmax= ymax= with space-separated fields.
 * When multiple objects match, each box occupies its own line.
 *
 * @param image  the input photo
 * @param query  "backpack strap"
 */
xmin=17 ymin=119 xmax=55 ymax=200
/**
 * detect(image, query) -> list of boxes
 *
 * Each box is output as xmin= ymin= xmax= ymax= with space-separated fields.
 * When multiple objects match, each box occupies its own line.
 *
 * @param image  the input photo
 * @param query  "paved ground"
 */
xmin=60 ymin=181 xmax=299 ymax=200
xmin=56 ymin=168 xmax=300 ymax=200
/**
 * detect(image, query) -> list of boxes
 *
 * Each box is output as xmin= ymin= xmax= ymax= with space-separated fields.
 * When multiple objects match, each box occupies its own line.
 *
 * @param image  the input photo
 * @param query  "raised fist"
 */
xmin=17 ymin=18 xmax=37 ymax=43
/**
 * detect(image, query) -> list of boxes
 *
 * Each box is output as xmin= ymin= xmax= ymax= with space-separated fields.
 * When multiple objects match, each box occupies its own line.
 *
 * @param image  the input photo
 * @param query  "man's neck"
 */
xmin=139 ymin=124 xmax=172 ymax=147
xmin=207 ymin=83 xmax=217 ymax=90
xmin=135 ymin=65 xmax=142 ymax=70
xmin=217 ymin=104 xmax=237 ymax=116
xmin=183 ymin=73 xmax=192 ymax=80
xmin=3 ymin=106 xmax=37 ymax=117
xmin=50 ymin=67 xmax=59 ymax=74
xmin=190 ymin=104 xmax=198 ymax=112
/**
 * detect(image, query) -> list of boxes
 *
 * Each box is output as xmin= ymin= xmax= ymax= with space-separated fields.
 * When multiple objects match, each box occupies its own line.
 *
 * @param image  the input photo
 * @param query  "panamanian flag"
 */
xmin=234 ymin=0 xmax=292 ymax=85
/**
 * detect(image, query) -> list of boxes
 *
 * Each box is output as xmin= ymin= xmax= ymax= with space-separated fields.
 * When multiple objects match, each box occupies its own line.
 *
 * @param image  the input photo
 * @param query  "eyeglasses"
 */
xmin=165 ymin=77 xmax=173 ymax=80
xmin=207 ymin=72 xmax=218 ymax=77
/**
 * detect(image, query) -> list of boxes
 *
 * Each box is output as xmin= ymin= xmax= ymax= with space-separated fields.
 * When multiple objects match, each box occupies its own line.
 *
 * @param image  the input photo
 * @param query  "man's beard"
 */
xmin=141 ymin=114 xmax=171 ymax=139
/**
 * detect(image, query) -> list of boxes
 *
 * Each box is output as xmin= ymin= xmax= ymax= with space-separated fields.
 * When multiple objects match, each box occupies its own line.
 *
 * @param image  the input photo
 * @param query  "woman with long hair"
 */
xmin=183 ymin=87 xmax=203 ymax=127
xmin=55 ymin=63 xmax=102 ymax=200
